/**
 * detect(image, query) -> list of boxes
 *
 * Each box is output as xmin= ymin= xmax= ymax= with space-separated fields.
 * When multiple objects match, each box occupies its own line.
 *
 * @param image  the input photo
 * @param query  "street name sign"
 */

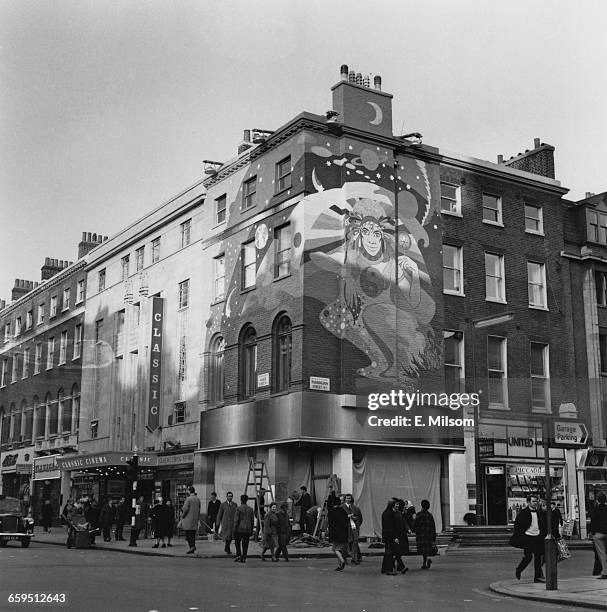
xmin=551 ymin=420 xmax=589 ymax=448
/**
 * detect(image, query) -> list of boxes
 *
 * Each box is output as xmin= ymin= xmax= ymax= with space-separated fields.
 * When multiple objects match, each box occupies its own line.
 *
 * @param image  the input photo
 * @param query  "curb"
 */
xmin=489 ymin=580 xmax=607 ymax=610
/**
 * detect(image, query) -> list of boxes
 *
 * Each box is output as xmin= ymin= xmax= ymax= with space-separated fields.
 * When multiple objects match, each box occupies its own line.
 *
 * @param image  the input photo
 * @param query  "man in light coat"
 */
xmin=217 ymin=491 xmax=237 ymax=555
xmin=344 ymin=493 xmax=363 ymax=564
xmin=181 ymin=486 xmax=201 ymax=554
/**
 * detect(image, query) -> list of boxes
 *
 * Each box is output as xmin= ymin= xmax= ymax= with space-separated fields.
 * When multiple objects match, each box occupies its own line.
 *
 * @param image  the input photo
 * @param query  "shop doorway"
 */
xmin=486 ymin=470 xmax=507 ymax=525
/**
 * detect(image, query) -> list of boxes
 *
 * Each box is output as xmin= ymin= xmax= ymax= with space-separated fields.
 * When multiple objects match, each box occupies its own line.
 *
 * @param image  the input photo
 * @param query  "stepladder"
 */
xmin=244 ymin=457 xmax=275 ymax=540
xmin=312 ymin=474 xmax=341 ymax=539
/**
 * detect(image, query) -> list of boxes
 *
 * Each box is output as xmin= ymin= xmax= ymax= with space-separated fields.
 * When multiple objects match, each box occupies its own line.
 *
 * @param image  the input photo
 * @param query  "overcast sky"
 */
xmin=1 ymin=0 xmax=606 ymax=302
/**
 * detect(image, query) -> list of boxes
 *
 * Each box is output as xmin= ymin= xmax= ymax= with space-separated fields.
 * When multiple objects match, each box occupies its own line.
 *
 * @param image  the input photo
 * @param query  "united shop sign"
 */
xmin=56 ymin=452 xmax=157 ymax=470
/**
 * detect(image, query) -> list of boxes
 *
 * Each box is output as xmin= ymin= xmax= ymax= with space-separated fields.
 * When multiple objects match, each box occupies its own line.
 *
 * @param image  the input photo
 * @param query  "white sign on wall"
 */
xmin=309 ymin=376 xmax=330 ymax=391
xmin=257 ymin=373 xmax=270 ymax=388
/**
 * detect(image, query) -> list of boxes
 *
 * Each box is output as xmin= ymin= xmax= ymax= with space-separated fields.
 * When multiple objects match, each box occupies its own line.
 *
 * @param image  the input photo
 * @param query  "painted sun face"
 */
xmin=360 ymin=221 xmax=383 ymax=256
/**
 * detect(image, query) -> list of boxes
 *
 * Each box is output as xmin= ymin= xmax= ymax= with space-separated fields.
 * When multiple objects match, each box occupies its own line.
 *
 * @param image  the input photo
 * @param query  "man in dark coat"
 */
xmin=295 ymin=486 xmax=312 ymax=534
xmin=381 ymin=499 xmax=399 ymax=575
xmin=207 ymin=492 xmax=221 ymax=535
xmin=328 ymin=496 xmax=350 ymax=571
xmin=261 ymin=503 xmax=280 ymax=561
xmin=99 ymin=499 xmax=116 ymax=542
xmin=233 ymin=494 xmax=255 ymax=563
xmin=344 ymin=494 xmax=363 ymax=564
xmin=276 ymin=502 xmax=291 ymax=561
xmin=413 ymin=499 xmax=437 ymax=570
xmin=393 ymin=499 xmax=409 ymax=573
xmin=114 ymin=497 xmax=129 ymax=541
xmin=511 ymin=495 xmax=546 ymax=583
xmin=590 ymin=492 xmax=607 ymax=578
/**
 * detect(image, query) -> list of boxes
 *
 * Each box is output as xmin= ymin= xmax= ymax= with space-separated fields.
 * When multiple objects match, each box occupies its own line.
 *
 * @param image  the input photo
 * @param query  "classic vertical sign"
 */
xmin=148 ymin=297 xmax=163 ymax=432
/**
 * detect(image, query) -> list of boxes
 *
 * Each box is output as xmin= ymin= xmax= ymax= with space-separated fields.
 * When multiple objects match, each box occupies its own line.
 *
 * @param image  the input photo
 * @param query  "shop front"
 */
xmin=582 ymin=449 xmax=607 ymax=530
xmin=32 ymin=455 xmax=62 ymax=526
xmin=154 ymin=451 xmax=195 ymax=522
xmin=1 ymin=448 xmax=33 ymax=503
xmin=479 ymin=420 xmax=566 ymax=525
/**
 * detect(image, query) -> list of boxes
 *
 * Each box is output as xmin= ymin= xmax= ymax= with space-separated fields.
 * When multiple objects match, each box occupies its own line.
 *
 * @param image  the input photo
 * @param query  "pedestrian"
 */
xmin=551 ymin=501 xmax=563 ymax=530
xmin=328 ymin=496 xmax=350 ymax=571
xmin=413 ymin=499 xmax=437 ymax=570
xmin=65 ymin=501 xmax=86 ymax=549
xmin=261 ymin=502 xmax=279 ymax=562
xmin=84 ymin=496 xmax=100 ymax=546
xmin=590 ymin=491 xmax=607 ymax=579
xmin=343 ymin=493 xmax=363 ymax=564
xmin=217 ymin=491 xmax=237 ymax=555
xmin=61 ymin=499 xmax=74 ymax=527
xmin=233 ymin=494 xmax=255 ymax=563
xmin=393 ymin=499 xmax=409 ymax=574
xmin=41 ymin=499 xmax=53 ymax=533
xmin=179 ymin=486 xmax=201 ymax=554
xmin=114 ymin=497 xmax=129 ymax=541
xmin=207 ymin=492 xmax=221 ymax=536
xmin=295 ymin=486 xmax=312 ymax=534
xmin=152 ymin=498 xmax=173 ymax=548
xmin=254 ymin=487 xmax=267 ymax=540
xmin=99 ymin=499 xmax=115 ymax=542
xmin=276 ymin=502 xmax=291 ymax=562
xmin=510 ymin=495 xmax=546 ymax=583
xmin=129 ymin=495 xmax=147 ymax=547
xmin=380 ymin=499 xmax=399 ymax=575
xmin=165 ymin=498 xmax=175 ymax=546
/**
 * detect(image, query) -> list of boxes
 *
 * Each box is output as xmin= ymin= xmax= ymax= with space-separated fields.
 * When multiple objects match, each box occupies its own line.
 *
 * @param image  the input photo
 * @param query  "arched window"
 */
xmin=273 ymin=315 xmax=292 ymax=393
xmin=0 ymin=406 xmax=9 ymax=444
xmin=209 ymin=336 xmax=225 ymax=405
xmin=23 ymin=399 xmax=33 ymax=443
xmin=239 ymin=325 xmax=257 ymax=400
xmin=70 ymin=384 xmax=80 ymax=434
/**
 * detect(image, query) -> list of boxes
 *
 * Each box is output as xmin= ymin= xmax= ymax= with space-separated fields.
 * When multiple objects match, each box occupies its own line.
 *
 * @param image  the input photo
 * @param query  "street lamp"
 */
xmin=470 ymin=312 xmax=514 ymax=526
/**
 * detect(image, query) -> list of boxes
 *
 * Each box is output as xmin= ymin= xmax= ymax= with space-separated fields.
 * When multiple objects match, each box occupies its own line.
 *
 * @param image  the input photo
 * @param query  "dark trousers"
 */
xmin=517 ymin=542 xmax=543 ymax=579
xmin=381 ymin=540 xmax=396 ymax=573
xmin=276 ymin=535 xmax=289 ymax=560
xmin=115 ymin=522 xmax=124 ymax=540
xmin=185 ymin=529 xmax=196 ymax=550
xmin=224 ymin=538 xmax=232 ymax=553
xmin=349 ymin=528 xmax=361 ymax=562
xmin=129 ymin=528 xmax=140 ymax=546
xmin=102 ymin=524 xmax=112 ymax=541
xmin=234 ymin=533 xmax=250 ymax=560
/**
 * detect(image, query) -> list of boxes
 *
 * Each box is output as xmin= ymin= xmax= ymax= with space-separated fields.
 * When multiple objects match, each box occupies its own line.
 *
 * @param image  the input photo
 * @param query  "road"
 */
xmin=0 ymin=542 xmax=595 ymax=612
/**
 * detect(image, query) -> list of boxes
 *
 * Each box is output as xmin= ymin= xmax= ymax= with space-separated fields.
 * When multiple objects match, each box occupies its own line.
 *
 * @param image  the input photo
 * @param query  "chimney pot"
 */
xmin=243 ymin=129 xmax=251 ymax=142
xmin=356 ymin=72 xmax=362 ymax=85
xmin=534 ymin=138 xmax=540 ymax=148
xmin=586 ymin=192 xmax=595 ymax=198
xmin=374 ymin=75 xmax=382 ymax=91
xmin=348 ymin=70 xmax=355 ymax=82
xmin=340 ymin=64 xmax=349 ymax=80
xmin=497 ymin=154 xmax=504 ymax=163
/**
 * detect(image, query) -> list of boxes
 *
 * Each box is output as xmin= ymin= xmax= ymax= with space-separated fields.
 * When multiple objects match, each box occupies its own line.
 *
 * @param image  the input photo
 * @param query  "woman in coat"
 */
xmin=261 ymin=503 xmax=279 ymax=561
xmin=151 ymin=499 xmax=169 ymax=548
xmin=41 ymin=499 xmax=54 ymax=533
xmin=413 ymin=499 xmax=436 ymax=569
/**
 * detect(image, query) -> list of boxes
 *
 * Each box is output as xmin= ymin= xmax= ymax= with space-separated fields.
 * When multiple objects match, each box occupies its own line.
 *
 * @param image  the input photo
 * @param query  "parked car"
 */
xmin=0 ymin=495 xmax=34 ymax=547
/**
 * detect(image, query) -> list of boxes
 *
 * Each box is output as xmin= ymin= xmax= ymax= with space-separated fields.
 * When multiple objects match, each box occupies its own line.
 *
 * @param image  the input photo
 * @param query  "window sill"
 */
xmin=213 ymin=220 xmax=227 ymax=231
xmin=441 ymin=210 xmax=462 ymax=218
xmin=240 ymin=286 xmax=256 ymax=295
xmin=482 ymin=220 xmax=504 ymax=228
xmin=273 ymin=273 xmax=292 ymax=283
xmin=241 ymin=204 xmax=256 ymax=213
xmin=211 ymin=298 xmax=225 ymax=306
xmin=443 ymin=290 xmax=465 ymax=297
xmin=485 ymin=298 xmax=507 ymax=304
xmin=525 ymin=230 xmax=545 ymax=237
xmin=529 ymin=305 xmax=549 ymax=312
xmin=274 ymin=185 xmax=292 ymax=197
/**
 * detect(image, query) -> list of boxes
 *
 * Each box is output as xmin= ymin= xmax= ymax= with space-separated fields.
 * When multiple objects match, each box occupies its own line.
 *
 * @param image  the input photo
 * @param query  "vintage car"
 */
xmin=0 ymin=495 xmax=34 ymax=547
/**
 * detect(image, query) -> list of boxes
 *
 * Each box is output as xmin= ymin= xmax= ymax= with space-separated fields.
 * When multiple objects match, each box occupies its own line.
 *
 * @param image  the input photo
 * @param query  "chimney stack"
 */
xmin=78 ymin=231 xmax=107 ymax=259
xmin=501 ymin=138 xmax=555 ymax=179
xmin=11 ymin=279 xmax=36 ymax=301
xmin=0 ymin=299 xmax=5 ymax=311
xmin=373 ymin=75 xmax=382 ymax=91
xmin=340 ymin=64 xmax=349 ymax=81
xmin=586 ymin=192 xmax=596 ymax=199
xmin=40 ymin=257 xmax=72 ymax=281
xmin=237 ymin=129 xmax=254 ymax=155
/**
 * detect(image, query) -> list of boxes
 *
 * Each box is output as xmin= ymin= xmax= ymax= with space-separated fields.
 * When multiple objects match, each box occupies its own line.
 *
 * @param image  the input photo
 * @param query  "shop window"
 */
xmin=209 ymin=335 xmax=225 ymax=405
xmin=239 ymin=325 xmax=257 ymax=400
xmin=487 ymin=336 xmax=508 ymax=409
xmin=273 ymin=315 xmax=292 ymax=393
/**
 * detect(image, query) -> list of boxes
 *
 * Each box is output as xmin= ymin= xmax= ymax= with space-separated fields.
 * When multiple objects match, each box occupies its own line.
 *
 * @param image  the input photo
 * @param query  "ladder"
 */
xmin=312 ymin=474 xmax=341 ymax=539
xmin=244 ymin=458 xmax=275 ymax=539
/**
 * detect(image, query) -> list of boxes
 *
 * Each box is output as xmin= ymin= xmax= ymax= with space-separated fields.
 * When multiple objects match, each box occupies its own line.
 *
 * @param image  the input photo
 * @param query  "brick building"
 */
xmin=0 ymin=234 xmax=101 ymax=519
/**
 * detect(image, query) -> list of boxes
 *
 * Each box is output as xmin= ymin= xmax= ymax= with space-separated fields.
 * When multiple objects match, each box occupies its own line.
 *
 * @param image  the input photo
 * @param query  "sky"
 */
xmin=1 ymin=0 xmax=606 ymax=302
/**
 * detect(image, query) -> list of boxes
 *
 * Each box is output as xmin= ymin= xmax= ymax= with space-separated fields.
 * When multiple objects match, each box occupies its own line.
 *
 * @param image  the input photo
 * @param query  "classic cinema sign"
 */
xmin=148 ymin=297 xmax=164 ymax=432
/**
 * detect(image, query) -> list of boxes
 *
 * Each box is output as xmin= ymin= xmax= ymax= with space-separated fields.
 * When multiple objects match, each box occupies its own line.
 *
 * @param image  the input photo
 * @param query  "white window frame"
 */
xmin=22 ymin=348 xmax=30 ymax=379
xmin=214 ymin=256 xmax=225 ymax=301
xmin=524 ymin=204 xmax=544 ymax=235
xmin=98 ymin=269 xmax=106 ymax=292
xmin=178 ymin=279 xmax=190 ymax=309
xmin=443 ymin=244 xmax=464 ymax=296
xmin=37 ymin=304 xmax=45 ymax=326
xmin=151 ymin=237 xmax=161 ymax=263
xmin=76 ymin=279 xmax=85 ymax=304
xmin=1 ymin=359 xmax=7 ymax=387
xmin=485 ymin=252 xmax=506 ymax=303
xmin=26 ymin=310 xmax=33 ymax=330
xmin=11 ymin=353 xmax=18 ymax=383
xmin=34 ymin=344 xmax=42 ymax=375
xmin=121 ymin=255 xmax=130 ymax=281
xmin=527 ymin=261 xmax=548 ymax=309
xmin=242 ymin=241 xmax=256 ymax=289
xmin=482 ymin=193 xmax=503 ymax=226
xmin=3 ymin=323 xmax=9 ymax=342
xmin=46 ymin=337 xmax=55 ymax=370
xmin=62 ymin=287 xmax=71 ymax=311
xmin=59 ymin=330 xmax=68 ymax=365
xmin=50 ymin=295 xmax=58 ymax=318
xmin=242 ymin=177 xmax=257 ymax=210
xmin=440 ymin=182 xmax=461 ymax=216
xmin=136 ymin=246 xmax=145 ymax=272
xmin=181 ymin=219 xmax=192 ymax=247
xmin=530 ymin=342 xmax=550 ymax=413
xmin=274 ymin=224 xmax=291 ymax=279
xmin=73 ymin=324 xmax=83 ymax=360
xmin=487 ymin=335 xmax=508 ymax=410
xmin=276 ymin=157 xmax=292 ymax=193
xmin=215 ymin=195 xmax=227 ymax=225
xmin=443 ymin=330 xmax=465 ymax=393
xmin=15 ymin=317 xmax=22 ymax=336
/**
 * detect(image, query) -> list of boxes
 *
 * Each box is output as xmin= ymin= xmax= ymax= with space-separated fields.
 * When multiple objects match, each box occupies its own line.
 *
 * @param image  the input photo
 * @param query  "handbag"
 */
xmin=557 ymin=539 xmax=571 ymax=562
